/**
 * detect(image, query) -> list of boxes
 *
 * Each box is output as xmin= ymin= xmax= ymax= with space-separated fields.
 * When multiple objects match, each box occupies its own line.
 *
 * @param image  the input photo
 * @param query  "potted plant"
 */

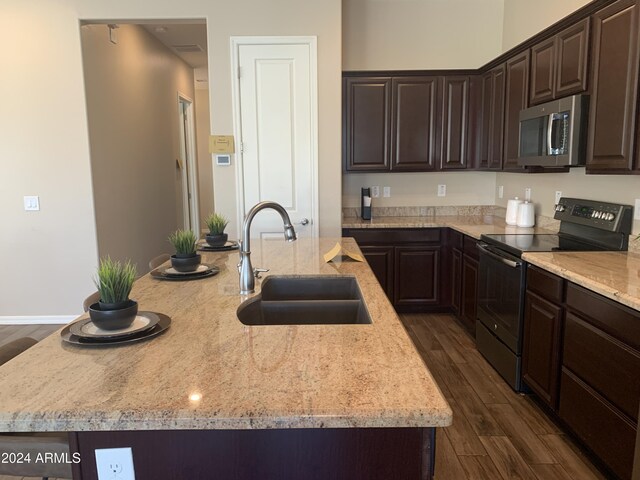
xmin=169 ymin=229 xmax=201 ymax=272
xmin=90 ymin=257 xmax=138 ymax=330
xmin=205 ymin=212 xmax=229 ymax=247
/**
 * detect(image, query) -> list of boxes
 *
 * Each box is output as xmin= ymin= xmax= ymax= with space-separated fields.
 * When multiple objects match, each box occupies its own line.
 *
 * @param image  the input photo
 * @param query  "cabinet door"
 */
xmin=394 ymin=246 xmax=440 ymax=307
xmin=587 ymin=0 xmax=640 ymax=173
xmin=391 ymin=77 xmax=439 ymax=171
xmin=489 ymin=65 xmax=506 ymax=169
xmin=522 ymin=291 xmax=563 ymax=409
xmin=478 ymin=72 xmax=493 ymax=169
xmin=451 ymin=248 xmax=462 ymax=316
xmin=503 ymin=51 xmax=529 ymax=171
xmin=460 ymin=254 xmax=479 ymax=332
xmin=466 ymin=75 xmax=483 ymax=170
xmin=344 ymin=77 xmax=391 ymax=171
xmin=360 ymin=246 xmax=394 ymax=301
xmin=440 ymin=76 xmax=469 ymax=170
xmin=530 ymin=37 xmax=556 ymax=105
xmin=555 ymin=18 xmax=590 ymax=98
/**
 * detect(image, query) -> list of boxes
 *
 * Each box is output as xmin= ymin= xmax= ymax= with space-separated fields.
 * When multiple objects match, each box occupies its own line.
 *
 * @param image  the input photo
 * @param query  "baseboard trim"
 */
xmin=0 ymin=315 xmax=75 ymax=325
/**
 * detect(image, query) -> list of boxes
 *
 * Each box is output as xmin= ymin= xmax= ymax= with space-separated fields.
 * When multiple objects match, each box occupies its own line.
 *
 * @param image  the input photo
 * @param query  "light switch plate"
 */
xmin=23 ymin=196 xmax=40 ymax=211
xmin=95 ymin=447 xmax=135 ymax=480
xmin=555 ymin=191 xmax=563 ymax=205
xmin=498 ymin=186 xmax=504 ymax=199
xmin=635 ymin=199 xmax=640 ymax=220
xmin=371 ymin=186 xmax=380 ymax=198
xmin=525 ymin=188 xmax=532 ymax=202
xmin=437 ymin=185 xmax=446 ymax=197
xmin=383 ymin=187 xmax=391 ymax=198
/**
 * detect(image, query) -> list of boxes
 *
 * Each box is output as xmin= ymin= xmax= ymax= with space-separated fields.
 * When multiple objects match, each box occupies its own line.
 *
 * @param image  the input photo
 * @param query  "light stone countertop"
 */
xmin=343 ymin=215 xmax=557 ymax=239
xmin=0 ymin=238 xmax=452 ymax=432
xmin=522 ymin=251 xmax=640 ymax=312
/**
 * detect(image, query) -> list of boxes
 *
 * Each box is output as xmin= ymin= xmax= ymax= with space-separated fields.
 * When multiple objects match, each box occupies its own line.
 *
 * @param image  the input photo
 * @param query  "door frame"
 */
xmin=177 ymin=92 xmax=200 ymax=235
xmin=229 ymin=36 xmax=319 ymax=238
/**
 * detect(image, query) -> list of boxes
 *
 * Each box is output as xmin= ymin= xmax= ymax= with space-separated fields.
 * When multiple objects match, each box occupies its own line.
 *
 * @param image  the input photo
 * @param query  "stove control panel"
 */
xmin=554 ymin=198 xmax=633 ymax=234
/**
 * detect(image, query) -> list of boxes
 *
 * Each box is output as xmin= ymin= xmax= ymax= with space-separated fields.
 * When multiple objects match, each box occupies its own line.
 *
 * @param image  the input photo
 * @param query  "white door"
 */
xmin=235 ymin=39 xmax=317 ymax=238
xmin=178 ymin=95 xmax=200 ymax=234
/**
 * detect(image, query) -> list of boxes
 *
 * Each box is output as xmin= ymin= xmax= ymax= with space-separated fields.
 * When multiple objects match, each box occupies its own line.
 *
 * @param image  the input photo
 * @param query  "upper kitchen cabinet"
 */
xmin=440 ymin=76 xmax=470 ymax=170
xmin=391 ymin=76 xmax=440 ymax=171
xmin=503 ymin=51 xmax=530 ymax=171
xmin=479 ymin=64 xmax=506 ymax=170
xmin=344 ymin=76 xmax=392 ymax=172
xmin=587 ymin=0 xmax=640 ymax=173
xmin=530 ymin=18 xmax=590 ymax=105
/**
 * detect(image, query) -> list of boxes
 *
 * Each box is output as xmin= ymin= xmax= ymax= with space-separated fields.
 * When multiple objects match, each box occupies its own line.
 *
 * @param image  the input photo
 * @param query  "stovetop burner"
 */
xmin=480 ymin=233 xmax=607 ymax=257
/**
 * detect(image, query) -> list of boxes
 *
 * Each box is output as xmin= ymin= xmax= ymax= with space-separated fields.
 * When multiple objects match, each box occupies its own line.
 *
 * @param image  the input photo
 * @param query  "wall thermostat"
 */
xmin=216 ymin=154 xmax=231 ymax=166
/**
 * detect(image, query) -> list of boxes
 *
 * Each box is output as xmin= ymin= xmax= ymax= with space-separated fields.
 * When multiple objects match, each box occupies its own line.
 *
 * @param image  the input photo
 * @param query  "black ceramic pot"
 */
xmin=89 ymin=299 xmax=138 ymax=330
xmin=171 ymin=253 xmax=201 ymax=272
xmin=205 ymin=233 xmax=228 ymax=247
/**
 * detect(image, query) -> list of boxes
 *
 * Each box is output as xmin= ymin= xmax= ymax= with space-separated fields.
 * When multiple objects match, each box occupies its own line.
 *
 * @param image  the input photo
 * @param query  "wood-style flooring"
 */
xmin=400 ymin=313 xmax=606 ymax=480
xmin=0 ymin=319 xmax=606 ymax=480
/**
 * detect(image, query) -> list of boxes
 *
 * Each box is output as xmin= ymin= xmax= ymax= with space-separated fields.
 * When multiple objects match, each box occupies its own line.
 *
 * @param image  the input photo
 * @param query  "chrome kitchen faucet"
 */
xmin=238 ymin=201 xmax=297 ymax=294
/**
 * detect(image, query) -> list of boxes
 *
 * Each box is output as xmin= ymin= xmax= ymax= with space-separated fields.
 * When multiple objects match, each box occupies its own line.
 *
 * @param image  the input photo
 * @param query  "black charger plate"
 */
xmin=198 ymin=241 xmax=239 ymax=252
xmin=150 ymin=264 xmax=219 ymax=281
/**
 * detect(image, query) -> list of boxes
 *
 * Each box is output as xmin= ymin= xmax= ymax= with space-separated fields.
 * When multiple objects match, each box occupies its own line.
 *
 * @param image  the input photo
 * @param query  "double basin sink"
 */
xmin=237 ymin=276 xmax=372 ymax=326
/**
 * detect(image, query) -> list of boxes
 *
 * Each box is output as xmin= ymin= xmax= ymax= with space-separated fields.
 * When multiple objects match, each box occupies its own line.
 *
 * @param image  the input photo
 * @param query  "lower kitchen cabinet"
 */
xmin=459 ymin=236 xmax=479 ymax=332
xmin=343 ymin=228 xmax=446 ymax=311
xmin=451 ymin=248 xmax=462 ymax=316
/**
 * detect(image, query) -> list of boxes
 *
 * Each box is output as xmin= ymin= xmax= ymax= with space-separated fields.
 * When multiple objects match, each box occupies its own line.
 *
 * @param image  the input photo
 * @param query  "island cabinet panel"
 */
xmin=451 ymin=247 xmax=462 ymax=316
xmin=503 ymin=50 xmax=530 ymax=172
xmin=555 ymin=18 xmax=590 ymax=98
xmin=391 ymin=76 xmax=440 ymax=171
xmin=587 ymin=0 xmax=640 ymax=173
xmin=479 ymin=64 xmax=505 ymax=170
xmin=394 ymin=246 xmax=440 ymax=307
xmin=521 ymin=291 xmax=563 ymax=409
xmin=72 ymin=427 xmax=435 ymax=480
xmin=359 ymin=245 xmax=394 ymax=300
xmin=344 ymin=77 xmax=391 ymax=171
xmin=440 ymin=76 xmax=469 ymax=170
xmin=460 ymin=253 xmax=479 ymax=332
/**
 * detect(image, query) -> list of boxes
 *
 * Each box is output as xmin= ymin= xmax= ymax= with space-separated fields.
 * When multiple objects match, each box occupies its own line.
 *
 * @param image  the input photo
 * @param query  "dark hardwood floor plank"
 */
xmin=424 ymin=350 xmax=470 ymax=388
xmin=442 ymin=399 xmax=488 ymax=456
xmin=458 ymin=357 xmax=511 ymax=405
xmin=458 ymin=455 xmax=504 ymax=479
xmin=506 ymin=394 xmax=562 ymax=435
xmin=435 ymin=428 xmax=470 ymax=480
xmin=529 ymin=463 xmax=573 ymax=480
xmin=448 ymin=384 xmax=505 ymax=436
xmin=479 ymin=436 xmax=538 ymax=480
xmin=539 ymin=434 xmax=606 ymax=480
xmin=487 ymin=403 xmax=557 ymax=464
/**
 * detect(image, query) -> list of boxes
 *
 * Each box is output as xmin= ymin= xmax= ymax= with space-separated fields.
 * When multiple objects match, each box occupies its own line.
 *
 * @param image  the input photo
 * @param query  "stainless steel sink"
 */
xmin=237 ymin=276 xmax=372 ymax=325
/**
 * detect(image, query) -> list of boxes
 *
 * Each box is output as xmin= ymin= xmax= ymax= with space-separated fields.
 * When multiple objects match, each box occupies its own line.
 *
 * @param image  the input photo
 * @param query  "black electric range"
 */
xmin=475 ymin=198 xmax=634 ymax=392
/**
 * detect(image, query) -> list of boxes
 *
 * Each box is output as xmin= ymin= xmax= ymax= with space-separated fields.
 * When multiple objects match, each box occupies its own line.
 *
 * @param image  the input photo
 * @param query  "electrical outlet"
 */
xmin=525 ymin=188 xmax=532 ymax=202
xmin=437 ymin=184 xmax=446 ymax=197
xmin=498 ymin=186 xmax=504 ymax=199
xmin=383 ymin=186 xmax=391 ymax=198
xmin=95 ymin=447 xmax=135 ymax=480
xmin=371 ymin=186 xmax=380 ymax=198
xmin=635 ymin=199 xmax=640 ymax=220
xmin=555 ymin=191 xmax=563 ymax=204
xmin=23 ymin=195 xmax=40 ymax=211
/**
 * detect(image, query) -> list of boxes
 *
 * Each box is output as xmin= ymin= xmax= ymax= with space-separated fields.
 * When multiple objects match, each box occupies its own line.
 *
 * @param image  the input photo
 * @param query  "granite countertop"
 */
xmin=523 ymin=251 xmax=640 ymax=312
xmin=343 ymin=215 xmax=556 ymax=239
xmin=0 ymin=238 xmax=452 ymax=432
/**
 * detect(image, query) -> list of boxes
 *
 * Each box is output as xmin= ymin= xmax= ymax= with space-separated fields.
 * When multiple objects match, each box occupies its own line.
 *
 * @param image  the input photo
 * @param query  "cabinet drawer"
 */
xmin=566 ymin=283 xmax=640 ymax=350
xmin=463 ymin=236 xmax=479 ymax=259
xmin=563 ymin=312 xmax=640 ymax=421
xmin=345 ymin=228 xmax=441 ymax=246
xmin=559 ymin=368 xmax=636 ymax=480
xmin=526 ymin=266 xmax=563 ymax=303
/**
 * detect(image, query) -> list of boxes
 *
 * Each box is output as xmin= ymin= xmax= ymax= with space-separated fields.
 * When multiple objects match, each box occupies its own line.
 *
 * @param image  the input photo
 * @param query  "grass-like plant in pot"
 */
xmin=205 ymin=212 xmax=229 ymax=247
xmin=169 ymin=229 xmax=201 ymax=272
xmin=90 ymin=257 xmax=138 ymax=330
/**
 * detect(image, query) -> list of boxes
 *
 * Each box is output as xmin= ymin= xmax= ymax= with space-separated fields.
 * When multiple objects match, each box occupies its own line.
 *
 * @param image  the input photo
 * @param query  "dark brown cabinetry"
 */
xmin=343 ymin=77 xmax=391 ymax=172
xmin=343 ymin=228 xmax=446 ymax=311
xmin=391 ymin=77 xmax=440 ymax=171
xmin=479 ymin=64 xmax=505 ymax=170
xmin=449 ymin=230 xmax=464 ymax=317
xmin=503 ymin=51 xmax=529 ymax=171
xmin=440 ymin=76 xmax=469 ymax=170
xmin=459 ymin=237 xmax=479 ymax=332
xmin=587 ymin=0 xmax=640 ymax=173
xmin=530 ymin=18 xmax=590 ymax=105
xmin=522 ymin=266 xmax=564 ymax=409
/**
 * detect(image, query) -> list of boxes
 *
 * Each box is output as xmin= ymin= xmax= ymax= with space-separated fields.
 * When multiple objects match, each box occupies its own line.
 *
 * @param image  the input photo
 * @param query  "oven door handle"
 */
xmin=477 ymin=243 xmax=522 ymax=268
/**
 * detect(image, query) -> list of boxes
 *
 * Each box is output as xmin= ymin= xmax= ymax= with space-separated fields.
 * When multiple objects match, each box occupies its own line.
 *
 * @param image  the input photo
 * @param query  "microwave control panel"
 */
xmin=554 ymin=198 xmax=633 ymax=233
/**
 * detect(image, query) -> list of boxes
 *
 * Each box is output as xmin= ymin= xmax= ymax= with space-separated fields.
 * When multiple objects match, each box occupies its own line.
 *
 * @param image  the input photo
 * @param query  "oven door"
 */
xmin=477 ymin=242 xmax=527 ymax=354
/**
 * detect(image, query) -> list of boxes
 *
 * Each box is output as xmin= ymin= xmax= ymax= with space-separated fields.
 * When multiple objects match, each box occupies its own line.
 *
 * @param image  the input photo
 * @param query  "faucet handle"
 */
xmin=253 ymin=268 xmax=269 ymax=279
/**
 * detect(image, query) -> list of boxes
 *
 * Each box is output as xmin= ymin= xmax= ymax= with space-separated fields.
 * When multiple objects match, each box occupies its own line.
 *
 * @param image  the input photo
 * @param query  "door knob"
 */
xmin=298 ymin=218 xmax=310 ymax=226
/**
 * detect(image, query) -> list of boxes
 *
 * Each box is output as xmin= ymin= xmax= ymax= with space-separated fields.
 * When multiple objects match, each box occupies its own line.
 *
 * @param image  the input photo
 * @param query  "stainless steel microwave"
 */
xmin=518 ymin=94 xmax=588 ymax=167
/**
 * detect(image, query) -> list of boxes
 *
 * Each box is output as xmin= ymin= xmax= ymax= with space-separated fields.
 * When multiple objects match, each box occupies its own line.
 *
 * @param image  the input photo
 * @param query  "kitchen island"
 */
xmin=0 ymin=238 xmax=451 ymax=479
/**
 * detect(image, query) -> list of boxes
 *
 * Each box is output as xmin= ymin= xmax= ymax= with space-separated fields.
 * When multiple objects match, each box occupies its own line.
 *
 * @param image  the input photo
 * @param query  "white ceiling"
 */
xmin=142 ymin=23 xmax=208 ymax=73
